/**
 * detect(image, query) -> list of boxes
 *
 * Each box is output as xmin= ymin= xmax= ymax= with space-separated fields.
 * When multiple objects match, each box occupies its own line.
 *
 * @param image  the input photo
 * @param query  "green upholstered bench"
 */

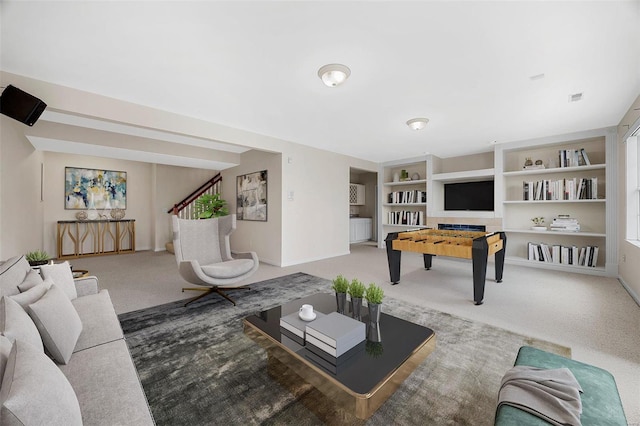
xmin=494 ymin=346 xmax=627 ymax=426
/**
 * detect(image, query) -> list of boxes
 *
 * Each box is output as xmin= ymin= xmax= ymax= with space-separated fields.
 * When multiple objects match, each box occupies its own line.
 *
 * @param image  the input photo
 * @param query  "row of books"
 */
xmin=527 ymin=242 xmax=599 ymax=267
xmin=387 ymin=190 xmax=426 ymax=204
xmin=559 ymin=148 xmax=591 ymax=168
xmin=387 ymin=210 xmax=424 ymax=226
xmin=522 ymin=177 xmax=598 ymax=201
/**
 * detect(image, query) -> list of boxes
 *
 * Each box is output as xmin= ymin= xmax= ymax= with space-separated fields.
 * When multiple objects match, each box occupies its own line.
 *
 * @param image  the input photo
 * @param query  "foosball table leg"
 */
xmin=385 ymin=233 xmax=401 ymax=284
xmin=423 ymin=254 xmax=433 ymax=270
xmin=494 ymin=232 xmax=507 ymax=283
xmin=472 ymin=238 xmax=489 ymax=305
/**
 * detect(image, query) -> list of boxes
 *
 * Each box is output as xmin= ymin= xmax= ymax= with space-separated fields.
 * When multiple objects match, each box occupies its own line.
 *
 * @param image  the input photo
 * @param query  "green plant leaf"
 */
xmin=193 ymin=193 xmax=228 ymax=219
xmin=331 ymin=274 xmax=349 ymax=293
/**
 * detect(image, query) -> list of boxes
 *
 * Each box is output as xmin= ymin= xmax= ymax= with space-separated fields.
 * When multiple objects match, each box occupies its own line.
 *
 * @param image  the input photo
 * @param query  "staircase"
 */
xmin=165 ymin=173 xmax=223 ymax=253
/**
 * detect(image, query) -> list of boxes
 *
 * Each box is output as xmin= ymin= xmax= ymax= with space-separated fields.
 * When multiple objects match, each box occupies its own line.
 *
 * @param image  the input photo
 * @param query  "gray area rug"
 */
xmin=119 ymin=272 xmax=570 ymax=426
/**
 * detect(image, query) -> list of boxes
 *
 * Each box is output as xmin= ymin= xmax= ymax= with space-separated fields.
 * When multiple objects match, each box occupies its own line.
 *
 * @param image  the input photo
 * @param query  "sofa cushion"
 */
xmin=494 ymin=346 xmax=627 ymax=426
xmin=10 ymin=279 xmax=53 ymax=308
xmin=0 ymin=256 xmax=30 ymax=298
xmin=59 ymin=339 xmax=155 ymax=426
xmin=16 ymin=269 xmax=44 ymax=293
xmin=0 ymin=297 xmax=43 ymax=352
xmin=39 ymin=261 xmax=78 ymax=300
xmin=0 ymin=336 xmax=11 ymax=384
xmin=0 ymin=340 xmax=82 ymax=426
xmin=72 ymin=289 xmax=123 ymax=352
xmin=201 ymin=258 xmax=255 ymax=279
xmin=26 ymin=285 xmax=82 ymax=365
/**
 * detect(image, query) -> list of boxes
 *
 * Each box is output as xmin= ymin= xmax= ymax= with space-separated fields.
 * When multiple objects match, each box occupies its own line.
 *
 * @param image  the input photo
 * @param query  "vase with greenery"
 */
xmin=365 ymin=283 xmax=384 ymax=323
xmin=193 ymin=193 xmax=229 ymax=219
xmin=348 ymin=278 xmax=366 ymax=320
xmin=25 ymin=250 xmax=50 ymax=267
xmin=332 ymin=274 xmax=349 ymax=314
xmin=367 ymin=322 xmax=383 ymax=344
xmin=531 ymin=217 xmax=546 ymax=230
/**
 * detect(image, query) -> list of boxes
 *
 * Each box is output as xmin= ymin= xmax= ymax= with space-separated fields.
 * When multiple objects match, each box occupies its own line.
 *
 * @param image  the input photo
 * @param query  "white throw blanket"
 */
xmin=498 ymin=366 xmax=583 ymax=426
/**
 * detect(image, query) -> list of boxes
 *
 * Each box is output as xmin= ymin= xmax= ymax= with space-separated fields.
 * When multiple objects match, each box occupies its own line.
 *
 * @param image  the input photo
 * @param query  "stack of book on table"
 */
xmin=304 ymin=312 xmax=366 ymax=374
xmin=279 ymin=311 xmax=326 ymax=346
xmin=550 ymin=216 xmax=580 ymax=232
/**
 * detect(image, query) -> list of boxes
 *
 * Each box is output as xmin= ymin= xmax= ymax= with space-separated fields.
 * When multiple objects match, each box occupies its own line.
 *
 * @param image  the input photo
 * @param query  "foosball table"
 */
xmin=385 ymin=229 xmax=507 ymax=305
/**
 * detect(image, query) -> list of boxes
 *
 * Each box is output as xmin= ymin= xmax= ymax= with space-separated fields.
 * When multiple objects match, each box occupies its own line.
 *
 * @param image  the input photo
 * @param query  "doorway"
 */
xmin=349 ymin=168 xmax=378 ymax=245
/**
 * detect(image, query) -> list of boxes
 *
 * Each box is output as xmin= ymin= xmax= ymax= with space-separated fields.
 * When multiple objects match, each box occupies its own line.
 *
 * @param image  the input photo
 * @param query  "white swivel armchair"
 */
xmin=172 ymin=214 xmax=259 ymax=306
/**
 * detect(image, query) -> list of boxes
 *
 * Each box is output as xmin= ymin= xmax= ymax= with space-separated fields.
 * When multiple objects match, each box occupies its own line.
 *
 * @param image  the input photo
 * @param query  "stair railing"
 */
xmin=167 ymin=173 xmax=223 ymax=219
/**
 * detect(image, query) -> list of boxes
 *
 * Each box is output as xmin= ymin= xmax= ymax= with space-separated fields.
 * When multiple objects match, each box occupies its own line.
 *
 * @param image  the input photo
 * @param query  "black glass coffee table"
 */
xmin=243 ymin=293 xmax=436 ymax=420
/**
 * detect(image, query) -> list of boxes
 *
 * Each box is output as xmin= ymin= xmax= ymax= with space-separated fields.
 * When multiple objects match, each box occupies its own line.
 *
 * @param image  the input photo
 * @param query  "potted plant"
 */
xmin=348 ymin=278 xmax=366 ymax=320
xmin=25 ymin=250 xmax=50 ymax=267
xmin=193 ymin=193 xmax=229 ymax=219
xmin=332 ymin=274 xmax=349 ymax=314
xmin=531 ymin=217 xmax=546 ymax=231
xmin=365 ymin=283 xmax=384 ymax=323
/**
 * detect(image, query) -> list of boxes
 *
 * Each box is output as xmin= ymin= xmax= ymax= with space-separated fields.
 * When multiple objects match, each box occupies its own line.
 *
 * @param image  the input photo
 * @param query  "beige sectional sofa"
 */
xmin=0 ymin=255 xmax=154 ymax=425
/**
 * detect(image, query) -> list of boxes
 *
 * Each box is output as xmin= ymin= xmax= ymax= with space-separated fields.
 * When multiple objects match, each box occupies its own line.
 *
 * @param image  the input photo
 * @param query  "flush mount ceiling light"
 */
xmin=317 ymin=64 xmax=351 ymax=87
xmin=568 ymin=92 xmax=584 ymax=102
xmin=406 ymin=118 xmax=429 ymax=131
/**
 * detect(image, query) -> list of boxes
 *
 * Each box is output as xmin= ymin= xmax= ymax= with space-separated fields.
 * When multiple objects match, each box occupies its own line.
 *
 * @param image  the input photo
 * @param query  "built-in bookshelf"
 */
xmin=379 ymin=158 xmax=428 ymax=234
xmin=496 ymin=128 xmax=617 ymax=276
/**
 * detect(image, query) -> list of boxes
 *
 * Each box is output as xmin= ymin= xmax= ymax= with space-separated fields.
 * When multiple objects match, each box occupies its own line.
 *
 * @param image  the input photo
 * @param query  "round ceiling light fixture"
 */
xmin=318 ymin=63 xmax=351 ymax=87
xmin=406 ymin=118 xmax=429 ymax=131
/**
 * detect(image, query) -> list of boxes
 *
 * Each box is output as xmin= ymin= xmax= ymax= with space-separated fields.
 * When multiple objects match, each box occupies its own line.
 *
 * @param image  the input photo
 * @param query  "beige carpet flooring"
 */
xmin=70 ymin=244 xmax=640 ymax=425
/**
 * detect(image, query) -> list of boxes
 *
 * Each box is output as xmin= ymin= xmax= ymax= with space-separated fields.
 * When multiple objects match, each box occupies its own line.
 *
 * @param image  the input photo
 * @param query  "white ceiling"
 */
xmin=2 ymin=1 xmax=640 ymax=163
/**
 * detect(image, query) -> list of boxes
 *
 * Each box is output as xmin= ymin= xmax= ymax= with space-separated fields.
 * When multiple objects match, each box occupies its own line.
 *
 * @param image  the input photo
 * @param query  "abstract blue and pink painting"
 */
xmin=65 ymin=167 xmax=127 ymax=209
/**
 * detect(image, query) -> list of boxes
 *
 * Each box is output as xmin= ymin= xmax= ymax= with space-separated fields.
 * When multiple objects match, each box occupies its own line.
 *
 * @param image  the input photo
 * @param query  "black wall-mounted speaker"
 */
xmin=0 ymin=85 xmax=47 ymax=126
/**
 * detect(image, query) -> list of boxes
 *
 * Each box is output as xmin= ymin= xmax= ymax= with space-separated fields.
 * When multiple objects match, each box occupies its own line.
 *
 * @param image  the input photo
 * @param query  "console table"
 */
xmin=57 ymin=219 xmax=135 ymax=259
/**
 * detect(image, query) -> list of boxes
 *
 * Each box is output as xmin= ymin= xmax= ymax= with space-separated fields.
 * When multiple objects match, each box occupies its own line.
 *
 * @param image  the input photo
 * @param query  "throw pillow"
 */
xmin=0 ymin=256 xmax=30 ymax=298
xmin=0 ymin=340 xmax=82 ymax=425
xmin=26 ymin=285 xmax=82 ymax=364
xmin=39 ymin=261 xmax=77 ymax=300
xmin=10 ymin=279 xmax=53 ymax=308
xmin=16 ymin=269 xmax=44 ymax=293
xmin=0 ymin=335 xmax=11 ymax=384
xmin=0 ymin=296 xmax=43 ymax=352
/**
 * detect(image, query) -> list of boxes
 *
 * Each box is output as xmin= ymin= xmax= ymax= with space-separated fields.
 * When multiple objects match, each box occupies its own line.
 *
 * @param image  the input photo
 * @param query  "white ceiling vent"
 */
xmin=568 ymin=93 xmax=584 ymax=102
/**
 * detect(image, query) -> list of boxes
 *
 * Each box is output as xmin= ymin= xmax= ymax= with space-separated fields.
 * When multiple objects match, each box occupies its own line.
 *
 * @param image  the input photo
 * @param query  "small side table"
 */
xmin=72 ymin=269 xmax=89 ymax=279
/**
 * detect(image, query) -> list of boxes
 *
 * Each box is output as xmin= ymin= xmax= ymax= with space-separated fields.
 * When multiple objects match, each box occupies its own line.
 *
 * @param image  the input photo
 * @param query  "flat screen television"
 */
xmin=444 ymin=180 xmax=494 ymax=211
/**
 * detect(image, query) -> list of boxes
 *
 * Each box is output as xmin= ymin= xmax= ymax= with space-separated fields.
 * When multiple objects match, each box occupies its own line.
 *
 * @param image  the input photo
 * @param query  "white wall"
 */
xmin=153 ymin=164 xmax=218 ymax=251
xmin=42 ymin=152 xmax=154 ymax=254
xmin=279 ymin=144 xmax=376 ymax=266
xmin=0 ymin=116 xmax=45 ymax=259
xmin=617 ymin=94 xmax=640 ymax=302
xmin=0 ymin=72 xmax=379 ymax=267
xmin=221 ymin=150 xmax=282 ymax=266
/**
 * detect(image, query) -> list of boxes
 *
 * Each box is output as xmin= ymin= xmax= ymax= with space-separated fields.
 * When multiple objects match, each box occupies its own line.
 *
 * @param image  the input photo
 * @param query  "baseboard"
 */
xmin=618 ymin=276 xmax=640 ymax=307
xmin=279 ymin=251 xmax=351 ymax=268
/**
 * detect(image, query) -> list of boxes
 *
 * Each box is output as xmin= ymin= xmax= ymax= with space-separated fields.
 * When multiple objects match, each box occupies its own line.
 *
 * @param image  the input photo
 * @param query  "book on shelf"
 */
xmin=388 ymin=190 xmax=426 ymax=204
xmin=527 ymin=242 xmax=598 ymax=267
xmin=558 ymin=148 xmax=590 ymax=168
xmin=387 ymin=210 xmax=424 ymax=226
xmin=522 ymin=177 xmax=598 ymax=201
xmin=549 ymin=216 xmax=581 ymax=232
xmin=305 ymin=312 xmax=365 ymax=358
